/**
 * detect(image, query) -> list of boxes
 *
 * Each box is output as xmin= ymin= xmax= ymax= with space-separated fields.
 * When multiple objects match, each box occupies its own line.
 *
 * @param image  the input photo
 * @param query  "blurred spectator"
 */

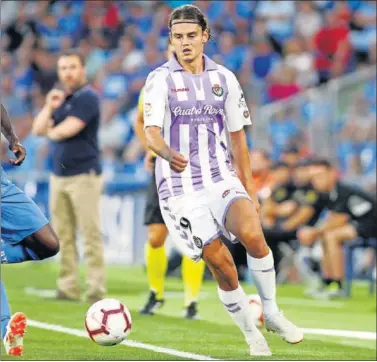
xmin=256 ymin=0 xmax=295 ymax=45
xmin=36 ymin=10 xmax=72 ymax=53
xmin=250 ymin=149 xmax=275 ymax=200
xmin=283 ymin=37 xmax=318 ymax=88
xmin=295 ymin=2 xmax=323 ymax=40
xmin=3 ymin=6 xmax=38 ymax=52
xmin=118 ymin=35 xmax=145 ymax=74
xmin=267 ymin=64 xmax=302 ymax=102
xmin=1 ymin=74 xmax=31 ymax=125
xmin=313 ymin=9 xmax=352 ymax=83
xmin=31 ymin=49 xmax=58 ymax=94
xmin=214 ymin=32 xmax=243 ymax=74
xmin=281 ymin=145 xmax=302 ymax=168
xmin=350 ymin=0 xmax=376 ymax=65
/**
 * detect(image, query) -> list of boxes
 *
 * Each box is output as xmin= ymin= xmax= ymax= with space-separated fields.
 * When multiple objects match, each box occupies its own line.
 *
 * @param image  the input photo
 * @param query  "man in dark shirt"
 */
xmin=298 ymin=159 xmax=376 ymax=297
xmin=32 ymin=51 xmax=105 ymax=303
xmin=261 ymin=159 xmax=328 ymax=270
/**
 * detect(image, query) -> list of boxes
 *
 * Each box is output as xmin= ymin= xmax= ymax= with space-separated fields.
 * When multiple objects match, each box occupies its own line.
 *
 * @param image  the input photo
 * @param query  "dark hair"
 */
xmin=58 ymin=50 xmax=85 ymax=66
xmin=168 ymin=4 xmax=212 ymax=40
xmin=311 ymin=158 xmax=333 ymax=169
xmin=295 ymin=158 xmax=313 ymax=168
xmin=271 ymin=161 xmax=290 ymax=170
xmin=282 ymin=144 xmax=300 ymax=155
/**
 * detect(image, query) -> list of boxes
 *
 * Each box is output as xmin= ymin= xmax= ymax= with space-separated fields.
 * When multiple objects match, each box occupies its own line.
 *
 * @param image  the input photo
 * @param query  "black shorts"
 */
xmin=144 ymin=164 xmax=165 ymax=226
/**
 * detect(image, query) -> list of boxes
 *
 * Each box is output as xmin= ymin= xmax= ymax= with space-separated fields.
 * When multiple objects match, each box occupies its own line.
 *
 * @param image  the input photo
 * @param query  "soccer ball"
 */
xmin=85 ymin=298 xmax=132 ymax=346
xmin=248 ymin=294 xmax=264 ymax=328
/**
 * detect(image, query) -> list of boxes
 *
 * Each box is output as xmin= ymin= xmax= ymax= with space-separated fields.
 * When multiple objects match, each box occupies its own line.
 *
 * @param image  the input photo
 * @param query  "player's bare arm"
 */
xmin=229 ymin=129 xmax=260 ymax=212
xmin=145 ymin=126 xmax=188 ymax=173
xmin=1 ymin=102 xmax=26 ymax=166
xmin=134 ymin=108 xmax=149 ymax=151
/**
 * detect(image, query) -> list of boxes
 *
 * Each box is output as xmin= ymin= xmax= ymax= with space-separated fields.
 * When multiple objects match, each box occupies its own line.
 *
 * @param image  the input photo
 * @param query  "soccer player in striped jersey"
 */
xmin=134 ymin=43 xmax=205 ymax=319
xmin=143 ymin=5 xmax=304 ymax=356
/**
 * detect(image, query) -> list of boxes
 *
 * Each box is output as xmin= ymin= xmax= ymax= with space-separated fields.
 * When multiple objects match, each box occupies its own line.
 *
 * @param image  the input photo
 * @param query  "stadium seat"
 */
xmin=344 ymin=238 xmax=376 ymax=297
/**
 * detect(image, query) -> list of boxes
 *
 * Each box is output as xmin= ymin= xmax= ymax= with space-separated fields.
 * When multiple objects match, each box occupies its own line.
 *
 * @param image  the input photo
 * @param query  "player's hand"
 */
xmin=8 ymin=139 xmax=26 ymax=166
xmin=144 ymin=151 xmax=155 ymax=174
xmin=168 ymin=149 xmax=188 ymax=173
xmin=46 ymin=89 xmax=65 ymax=110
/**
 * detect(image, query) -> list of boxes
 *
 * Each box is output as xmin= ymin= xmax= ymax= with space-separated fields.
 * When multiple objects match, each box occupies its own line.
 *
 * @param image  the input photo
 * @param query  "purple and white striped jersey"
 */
xmin=144 ymin=54 xmax=252 ymax=200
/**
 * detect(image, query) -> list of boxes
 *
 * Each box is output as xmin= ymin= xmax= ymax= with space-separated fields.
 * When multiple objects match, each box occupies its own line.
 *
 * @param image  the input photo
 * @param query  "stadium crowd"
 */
xmin=1 ymin=0 xmax=376 ymax=178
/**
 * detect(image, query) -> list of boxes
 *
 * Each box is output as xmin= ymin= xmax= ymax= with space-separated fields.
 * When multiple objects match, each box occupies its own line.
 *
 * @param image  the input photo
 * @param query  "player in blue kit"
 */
xmin=1 ymin=102 xmax=60 ymax=356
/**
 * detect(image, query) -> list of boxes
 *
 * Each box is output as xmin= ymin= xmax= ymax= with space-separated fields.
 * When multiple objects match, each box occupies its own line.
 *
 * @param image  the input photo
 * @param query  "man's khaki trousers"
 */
xmin=49 ymin=172 xmax=106 ymax=300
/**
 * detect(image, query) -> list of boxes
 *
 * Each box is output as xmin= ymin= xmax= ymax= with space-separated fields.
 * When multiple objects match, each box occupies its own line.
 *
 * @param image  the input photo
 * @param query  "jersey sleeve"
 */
xmin=223 ymin=69 xmax=252 ymax=132
xmin=143 ymin=68 xmax=168 ymax=129
xmin=346 ymin=191 xmax=375 ymax=218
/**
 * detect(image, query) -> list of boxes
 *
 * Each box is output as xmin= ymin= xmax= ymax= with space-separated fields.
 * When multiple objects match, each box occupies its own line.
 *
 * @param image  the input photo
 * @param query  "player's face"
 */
xmin=293 ymin=166 xmax=310 ymax=186
xmin=311 ymin=166 xmax=335 ymax=192
xmin=170 ymin=22 xmax=208 ymax=63
xmin=57 ymin=55 xmax=86 ymax=90
xmin=273 ymin=167 xmax=291 ymax=185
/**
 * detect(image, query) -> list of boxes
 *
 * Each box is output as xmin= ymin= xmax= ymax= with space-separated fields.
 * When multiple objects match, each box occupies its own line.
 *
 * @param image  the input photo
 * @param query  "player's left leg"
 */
xmin=225 ymin=197 xmax=304 ymax=344
xmin=1 ymin=181 xmax=59 ymax=264
xmin=1 ymin=282 xmax=27 ymax=356
xmin=202 ymin=238 xmax=271 ymax=356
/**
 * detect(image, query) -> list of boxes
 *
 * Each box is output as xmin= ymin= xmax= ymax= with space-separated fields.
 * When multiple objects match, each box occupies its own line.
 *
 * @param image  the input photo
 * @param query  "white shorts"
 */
xmin=160 ymin=177 xmax=251 ymax=262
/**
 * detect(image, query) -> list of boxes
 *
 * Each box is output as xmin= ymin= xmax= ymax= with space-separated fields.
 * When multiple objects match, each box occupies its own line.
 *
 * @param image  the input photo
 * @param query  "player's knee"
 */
xmin=148 ymin=232 xmax=165 ymax=248
xmin=148 ymin=225 xmax=168 ymax=248
xmin=42 ymin=235 xmax=60 ymax=258
xmin=239 ymin=227 xmax=265 ymax=253
xmin=39 ymin=227 xmax=60 ymax=258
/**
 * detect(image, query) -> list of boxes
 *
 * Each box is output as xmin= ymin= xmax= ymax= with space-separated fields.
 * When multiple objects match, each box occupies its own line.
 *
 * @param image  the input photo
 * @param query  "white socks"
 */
xmin=247 ymin=249 xmax=279 ymax=316
xmin=218 ymin=284 xmax=259 ymax=344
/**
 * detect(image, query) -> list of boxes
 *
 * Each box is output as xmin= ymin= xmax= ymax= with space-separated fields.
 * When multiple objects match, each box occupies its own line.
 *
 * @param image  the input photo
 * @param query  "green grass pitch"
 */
xmin=1 ymin=262 xmax=376 ymax=360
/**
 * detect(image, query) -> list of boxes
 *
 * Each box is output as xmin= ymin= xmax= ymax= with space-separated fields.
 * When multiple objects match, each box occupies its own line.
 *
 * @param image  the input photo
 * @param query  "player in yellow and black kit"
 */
xmin=133 ymin=44 xmax=205 ymax=319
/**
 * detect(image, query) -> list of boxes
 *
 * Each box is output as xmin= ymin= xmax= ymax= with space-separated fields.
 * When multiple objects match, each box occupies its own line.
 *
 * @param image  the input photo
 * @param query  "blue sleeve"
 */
xmin=69 ymin=92 xmax=100 ymax=125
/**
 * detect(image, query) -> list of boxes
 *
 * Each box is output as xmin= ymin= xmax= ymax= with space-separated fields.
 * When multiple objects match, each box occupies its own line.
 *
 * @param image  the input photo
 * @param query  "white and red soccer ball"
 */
xmin=248 ymin=294 xmax=264 ymax=328
xmin=85 ymin=298 xmax=132 ymax=346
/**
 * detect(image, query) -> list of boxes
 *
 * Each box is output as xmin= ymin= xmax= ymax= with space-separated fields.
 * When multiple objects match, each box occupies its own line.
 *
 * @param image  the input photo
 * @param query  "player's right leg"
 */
xmin=225 ymin=197 xmax=304 ymax=344
xmin=1 ymin=179 xmax=59 ymax=264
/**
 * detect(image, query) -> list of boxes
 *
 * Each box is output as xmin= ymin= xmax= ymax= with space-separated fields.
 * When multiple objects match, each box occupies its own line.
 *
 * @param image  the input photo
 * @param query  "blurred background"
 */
xmin=1 ymin=0 xmax=376 ymax=272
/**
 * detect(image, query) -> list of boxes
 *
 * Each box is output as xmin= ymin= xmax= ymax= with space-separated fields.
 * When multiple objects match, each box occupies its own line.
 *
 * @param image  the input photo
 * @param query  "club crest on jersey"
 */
xmin=145 ymin=103 xmax=152 ymax=116
xmin=193 ymin=236 xmax=203 ymax=249
xmin=212 ymin=84 xmax=223 ymax=97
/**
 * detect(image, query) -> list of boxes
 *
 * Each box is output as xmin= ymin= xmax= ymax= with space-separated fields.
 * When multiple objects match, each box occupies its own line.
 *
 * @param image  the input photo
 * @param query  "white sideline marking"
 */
xmin=28 ymin=320 xmax=218 ymax=361
xmin=301 ymin=328 xmax=376 ymax=340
